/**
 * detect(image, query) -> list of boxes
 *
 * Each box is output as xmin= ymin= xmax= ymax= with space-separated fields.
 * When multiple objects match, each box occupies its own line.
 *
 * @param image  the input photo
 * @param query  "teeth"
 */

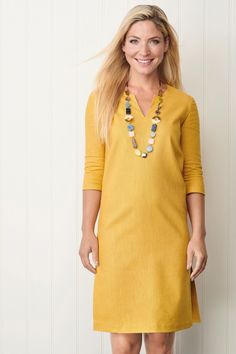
xmin=137 ymin=59 xmax=152 ymax=63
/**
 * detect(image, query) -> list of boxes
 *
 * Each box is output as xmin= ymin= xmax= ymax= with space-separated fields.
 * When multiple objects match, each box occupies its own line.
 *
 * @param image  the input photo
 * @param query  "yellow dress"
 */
xmin=82 ymin=84 xmax=205 ymax=333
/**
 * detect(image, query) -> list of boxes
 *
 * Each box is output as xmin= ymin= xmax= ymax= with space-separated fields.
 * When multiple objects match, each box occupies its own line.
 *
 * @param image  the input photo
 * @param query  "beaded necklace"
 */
xmin=124 ymin=81 xmax=166 ymax=158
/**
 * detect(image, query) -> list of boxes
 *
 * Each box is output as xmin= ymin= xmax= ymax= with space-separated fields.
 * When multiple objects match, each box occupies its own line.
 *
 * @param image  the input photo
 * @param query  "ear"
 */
xmin=164 ymin=36 xmax=169 ymax=52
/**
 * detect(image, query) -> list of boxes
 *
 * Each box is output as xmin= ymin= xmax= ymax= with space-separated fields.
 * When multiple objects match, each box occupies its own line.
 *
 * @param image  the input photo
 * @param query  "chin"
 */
xmin=133 ymin=68 xmax=158 ymax=76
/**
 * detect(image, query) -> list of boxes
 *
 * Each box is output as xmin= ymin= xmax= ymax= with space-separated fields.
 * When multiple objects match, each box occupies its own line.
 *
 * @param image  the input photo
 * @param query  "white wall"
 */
xmin=0 ymin=1 xmax=235 ymax=354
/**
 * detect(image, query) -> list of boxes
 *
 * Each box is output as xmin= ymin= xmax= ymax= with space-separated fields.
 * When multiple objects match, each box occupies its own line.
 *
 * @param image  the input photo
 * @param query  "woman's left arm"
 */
xmin=181 ymin=97 xmax=208 ymax=281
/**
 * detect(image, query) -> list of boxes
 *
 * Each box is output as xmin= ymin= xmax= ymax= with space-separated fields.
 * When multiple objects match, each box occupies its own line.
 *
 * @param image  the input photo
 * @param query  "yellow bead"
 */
xmin=124 ymin=114 xmax=133 ymax=122
xmin=135 ymin=149 xmax=141 ymax=156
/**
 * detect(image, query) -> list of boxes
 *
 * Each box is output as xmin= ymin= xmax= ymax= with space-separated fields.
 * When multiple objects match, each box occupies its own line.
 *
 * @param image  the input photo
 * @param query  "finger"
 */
xmin=190 ymin=256 xmax=205 ymax=279
xmin=186 ymin=248 xmax=194 ymax=270
xmin=80 ymin=253 xmax=97 ymax=274
xmin=92 ymin=245 xmax=99 ymax=268
xmin=191 ymin=258 xmax=207 ymax=280
xmin=84 ymin=260 xmax=97 ymax=274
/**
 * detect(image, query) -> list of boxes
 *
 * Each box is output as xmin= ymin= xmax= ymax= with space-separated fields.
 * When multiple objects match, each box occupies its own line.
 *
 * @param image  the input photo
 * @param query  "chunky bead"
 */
xmin=151 ymin=124 xmax=157 ymax=132
xmin=150 ymin=131 xmax=156 ymax=137
xmin=126 ymin=108 xmax=131 ymax=114
xmin=135 ymin=149 xmax=141 ymax=156
xmin=131 ymin=137 xmax=137 ymax=148
xmin=128 ymin=131 xmax=135 ymax=137
xmin=141 ymin=152 xmax=148 ymax=158
xmin=152 ymin=117 xmax=160 ymax=124
xmin=148 ymin=138 xmax=154 ymax=144
xmin=146 ymin=145 xmax=153 ymax=152
xmin=127 ymin=124 xmax=134 ymax=131
xmin=124 ymin=114 xmax=133 ymax=121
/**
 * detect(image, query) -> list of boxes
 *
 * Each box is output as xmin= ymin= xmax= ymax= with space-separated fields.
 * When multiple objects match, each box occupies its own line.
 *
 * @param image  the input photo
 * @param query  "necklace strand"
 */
xmin=124 ymin=81 xmax=165 ymax=158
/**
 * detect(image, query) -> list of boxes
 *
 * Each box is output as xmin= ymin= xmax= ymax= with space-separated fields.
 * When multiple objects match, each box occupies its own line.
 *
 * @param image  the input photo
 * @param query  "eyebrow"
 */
xmin=127 ymin=35 xmax=161 ymax=39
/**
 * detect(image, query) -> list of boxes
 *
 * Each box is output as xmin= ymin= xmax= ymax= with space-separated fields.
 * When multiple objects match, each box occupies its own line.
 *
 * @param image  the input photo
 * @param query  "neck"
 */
xmin=127 ymin=71 xmax=161 ymax=92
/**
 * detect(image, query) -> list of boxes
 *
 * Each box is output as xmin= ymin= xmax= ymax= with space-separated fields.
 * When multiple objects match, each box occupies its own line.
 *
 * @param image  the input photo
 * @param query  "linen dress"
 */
xmin=82 ymin=84 xmax=205 ymax=333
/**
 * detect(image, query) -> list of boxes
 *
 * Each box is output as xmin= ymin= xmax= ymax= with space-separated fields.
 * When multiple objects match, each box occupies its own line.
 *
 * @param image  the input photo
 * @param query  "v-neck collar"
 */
xmin=123 ymin=84 xmax=170 ymax=119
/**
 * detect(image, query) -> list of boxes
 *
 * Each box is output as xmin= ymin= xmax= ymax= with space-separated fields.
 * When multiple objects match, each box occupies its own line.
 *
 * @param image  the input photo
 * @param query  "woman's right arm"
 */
xmin=79 ymin=91 xmax=105 ymax=274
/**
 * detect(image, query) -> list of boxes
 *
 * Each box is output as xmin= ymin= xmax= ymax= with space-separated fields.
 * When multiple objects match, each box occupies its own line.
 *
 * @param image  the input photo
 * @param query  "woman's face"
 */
xmin=122 ymin=20 xmax=169 ymax=76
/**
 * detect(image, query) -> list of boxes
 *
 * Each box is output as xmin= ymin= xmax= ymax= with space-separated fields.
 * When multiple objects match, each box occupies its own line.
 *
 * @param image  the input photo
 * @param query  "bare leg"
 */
xmin=144 ymin=332 xmax=175 ymax=354
xmin=110 ymin=333 xmax=142 ymax=354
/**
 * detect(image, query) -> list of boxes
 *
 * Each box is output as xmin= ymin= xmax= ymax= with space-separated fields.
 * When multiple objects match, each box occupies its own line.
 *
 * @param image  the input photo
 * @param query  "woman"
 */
xmin=79 ymin=4 xmax=208 ymax=354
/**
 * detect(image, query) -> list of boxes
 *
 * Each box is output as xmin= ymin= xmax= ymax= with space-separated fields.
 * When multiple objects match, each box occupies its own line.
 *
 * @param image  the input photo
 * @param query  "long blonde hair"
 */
xmin=82 ymin=5 xmax=183 ymax=146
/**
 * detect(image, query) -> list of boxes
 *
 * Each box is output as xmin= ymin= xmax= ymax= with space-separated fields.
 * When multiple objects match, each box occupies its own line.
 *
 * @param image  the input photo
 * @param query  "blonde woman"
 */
xmin=79 ymin=4 xmax=208 ymax=354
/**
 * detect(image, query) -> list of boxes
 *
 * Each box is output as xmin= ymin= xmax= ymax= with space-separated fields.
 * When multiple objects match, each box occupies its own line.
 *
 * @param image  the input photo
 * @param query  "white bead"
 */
xmin=152 ymin=117 xmax=161 ymax=124
xmin=148 ymin=138 xmax=154 ymax=144
xmin=128 ymin=131 xmax=135 ymax=137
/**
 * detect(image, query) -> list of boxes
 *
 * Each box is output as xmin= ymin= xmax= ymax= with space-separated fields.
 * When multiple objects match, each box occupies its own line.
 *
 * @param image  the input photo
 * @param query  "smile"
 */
xmin=135 ymin=58 xmax=154 ymax=64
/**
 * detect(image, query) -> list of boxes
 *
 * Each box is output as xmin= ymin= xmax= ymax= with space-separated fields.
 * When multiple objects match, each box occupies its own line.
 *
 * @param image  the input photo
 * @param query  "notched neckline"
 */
xmin=124 ymin=84 xmax=170 ymax=119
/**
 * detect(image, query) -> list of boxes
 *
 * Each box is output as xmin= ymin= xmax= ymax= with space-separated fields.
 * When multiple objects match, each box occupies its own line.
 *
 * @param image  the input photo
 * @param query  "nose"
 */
xmin=139 ymin=41 xmax=150 ymax=56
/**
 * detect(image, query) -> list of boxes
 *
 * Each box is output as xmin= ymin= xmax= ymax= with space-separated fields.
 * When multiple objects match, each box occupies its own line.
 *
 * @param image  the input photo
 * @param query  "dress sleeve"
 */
xmin=181 ymin=97 xmax=205 ymax=195
xmin=82 ymin=91 xmax=105 ymax=191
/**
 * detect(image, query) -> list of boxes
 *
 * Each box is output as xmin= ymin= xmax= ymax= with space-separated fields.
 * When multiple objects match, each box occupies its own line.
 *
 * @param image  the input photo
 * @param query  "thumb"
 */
xmin=92 ymin=245 xmax=99 ymax=268
xmin=186 ymin=248 xmax=194 ymax=270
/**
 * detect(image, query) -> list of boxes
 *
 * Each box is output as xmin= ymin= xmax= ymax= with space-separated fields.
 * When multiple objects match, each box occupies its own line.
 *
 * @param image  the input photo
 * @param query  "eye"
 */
xmin=129 ymin=39 xmax=160 ymax=44
xmin=151 ymin=40 xmax=160 ymax=44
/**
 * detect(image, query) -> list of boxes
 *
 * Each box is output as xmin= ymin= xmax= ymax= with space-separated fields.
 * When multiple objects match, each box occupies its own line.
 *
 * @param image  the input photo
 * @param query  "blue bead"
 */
xmin=127 ymin=124 xmax=134 ymax=131
xmin=146 ymin=145 xmax=153 ymax=152
xmin=151 ymin=124 xmax=157 ymax=132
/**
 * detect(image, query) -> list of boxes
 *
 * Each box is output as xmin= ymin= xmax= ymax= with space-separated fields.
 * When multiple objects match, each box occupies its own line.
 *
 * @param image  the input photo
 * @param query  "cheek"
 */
xmin=124 ymin=45 xmax=138 ymax=56
xmin=152 ymin=45 xmax=165 ymax=54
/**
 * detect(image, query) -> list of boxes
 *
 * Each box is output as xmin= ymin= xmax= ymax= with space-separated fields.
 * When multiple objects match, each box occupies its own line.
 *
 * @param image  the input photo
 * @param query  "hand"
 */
xmin=186 ymin=235 xmax=208 ymax=281
xmin=78 ymin=230 xmax=99 ymax=274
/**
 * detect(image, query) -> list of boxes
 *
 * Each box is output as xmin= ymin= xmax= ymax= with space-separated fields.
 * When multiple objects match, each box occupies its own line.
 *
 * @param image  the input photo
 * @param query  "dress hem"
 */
xmin=93 ymin=319 xmax=201 ymax=333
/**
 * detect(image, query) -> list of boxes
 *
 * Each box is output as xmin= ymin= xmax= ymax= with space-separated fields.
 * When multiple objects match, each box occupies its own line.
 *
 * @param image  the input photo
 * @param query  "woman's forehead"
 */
xmin=126 ymin=20 xmax=163 ymax=37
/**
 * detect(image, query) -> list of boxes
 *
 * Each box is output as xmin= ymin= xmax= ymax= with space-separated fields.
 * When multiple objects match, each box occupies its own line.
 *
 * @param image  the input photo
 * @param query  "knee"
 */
xmin=153 ymin=342 xmax=171 ymax=354
xmin=156 ymin=344 xmax=173 ymax=354
xmin=111 ymin=333 xmax=142 ymax=354
xmin=144 ymin=332 xmax=175 ymax=354
xmin=112 ymin=341 xmax=140 ymax=354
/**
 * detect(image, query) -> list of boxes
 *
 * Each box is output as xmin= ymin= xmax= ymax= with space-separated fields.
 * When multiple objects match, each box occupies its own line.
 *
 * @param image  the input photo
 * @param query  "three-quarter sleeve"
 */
xmin=181 ymin=97 xmax=205 ymax=195
xmin=82 ymin=91 xmax=105 ymax=191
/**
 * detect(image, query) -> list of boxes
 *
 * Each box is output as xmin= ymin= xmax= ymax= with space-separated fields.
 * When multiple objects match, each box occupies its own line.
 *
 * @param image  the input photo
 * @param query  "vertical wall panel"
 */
xmin=77 ymin=2 xmax=103 ymax=354
xmin=180 ymin=2 xmax=205 ymax=354
xmin=27 ymin=1 xmax=53 ymax=353
xmin=204 ymin=1 xmax=230 ymax=353
xmin=228 ymin=2 xmax=236 ymax=353
xmin=0 ymin=1 xmax=28 ymax=353
xmin=51 ymin=1 xmax=78 ymax=354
